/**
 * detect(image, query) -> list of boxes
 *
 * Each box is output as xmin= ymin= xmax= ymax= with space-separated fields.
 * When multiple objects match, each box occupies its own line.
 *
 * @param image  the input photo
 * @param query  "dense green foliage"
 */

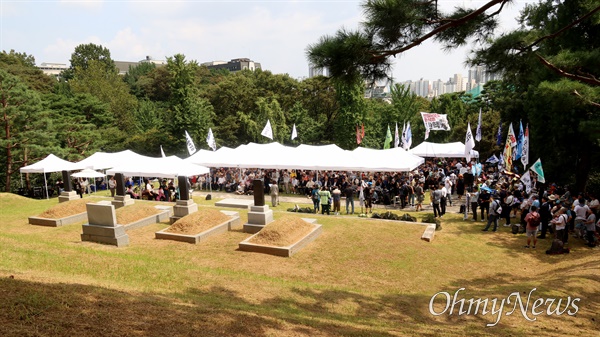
xmin=1 ymin=0 xmax=598 ymax=193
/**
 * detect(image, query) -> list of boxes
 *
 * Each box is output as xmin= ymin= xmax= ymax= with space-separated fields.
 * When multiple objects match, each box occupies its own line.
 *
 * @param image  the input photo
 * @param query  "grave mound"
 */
xmin=115 ymin=204 xmax=161 ymax=225
xmin=38 ymin=198 xmax=89 ymax=218
xmin=248 ymin=216 xmax=314 ymax=247
xmin=166 ymin=209 xmax=231 ymax=235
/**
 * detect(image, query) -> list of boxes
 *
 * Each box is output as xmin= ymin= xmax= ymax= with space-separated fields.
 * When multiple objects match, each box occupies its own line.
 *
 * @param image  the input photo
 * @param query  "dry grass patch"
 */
xmin=37 ymin=198 xmax=89 ymax=219
xmin=166 ymin=209 xmax=231 ymax=235
xmin=249 ymin=216 xmax=314 ymax=247
xmin=115 ymin=203 xmax=161 ymax=225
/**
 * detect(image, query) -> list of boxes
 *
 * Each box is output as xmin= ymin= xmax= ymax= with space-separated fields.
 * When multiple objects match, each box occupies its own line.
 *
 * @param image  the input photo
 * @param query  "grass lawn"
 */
xmin=0 ymin=192 xmax=598 ymax=336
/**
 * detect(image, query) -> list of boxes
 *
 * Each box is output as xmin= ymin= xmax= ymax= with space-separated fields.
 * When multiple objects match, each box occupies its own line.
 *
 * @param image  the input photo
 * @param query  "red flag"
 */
xmin=361 ymin=123 xmax=365 ymax=139
xmin=356 ymin=124 xmax=362 ymax=144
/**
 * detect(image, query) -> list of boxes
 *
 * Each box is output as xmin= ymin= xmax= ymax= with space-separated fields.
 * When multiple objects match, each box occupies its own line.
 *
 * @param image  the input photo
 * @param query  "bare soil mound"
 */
xmin=166 ymin=209 xmax=230 ymax=235
xmin=116 ymin=204 xmax=161 ymax=225
xmin=38 ymin=199 xmax=89 ymax=219
xmin=249 ymin=216 xmax=314 ymax=247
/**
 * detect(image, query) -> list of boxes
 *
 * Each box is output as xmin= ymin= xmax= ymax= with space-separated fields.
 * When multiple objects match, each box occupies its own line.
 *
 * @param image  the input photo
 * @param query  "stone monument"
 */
xmin=111 ymin=173 xmax=134 ymax=209
xmin=243 ymin=179 xmax=274 ymax=234
xmin=58 ymin=170 xmax=79 ymax=203
xmin=81 ymin=201 xmax=129 ymax=247
xmin=170 ymin=176 xmax=198 ymax=224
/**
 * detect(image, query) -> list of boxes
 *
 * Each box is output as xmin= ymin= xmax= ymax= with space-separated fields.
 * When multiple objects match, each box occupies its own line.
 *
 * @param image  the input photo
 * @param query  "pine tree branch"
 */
xmin=573 ymin=90 xmax=600 ymax=109
xmin=535 ymin=53 xmax=600 ymax=87
xmin=372 ymin=0 xmax=509 ymax=62
xmin=525 ymin=5 xmax=600 ymax=51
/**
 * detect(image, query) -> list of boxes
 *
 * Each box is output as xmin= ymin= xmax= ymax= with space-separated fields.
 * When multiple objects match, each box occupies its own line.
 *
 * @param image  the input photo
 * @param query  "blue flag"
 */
xmin=496 ymin=121 xmax=503 ymax=146
xmin=515 ymin=120 xmax=524 ymax=160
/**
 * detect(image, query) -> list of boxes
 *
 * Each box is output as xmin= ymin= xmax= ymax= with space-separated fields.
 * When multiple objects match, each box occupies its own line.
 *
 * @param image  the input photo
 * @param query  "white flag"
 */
xmin=507 ymin=122 xmax=517 ymax=149
xmin=521 ymin=124 xmax=529 ymax=167
xmin=465 ymin=122 xmax=475 ymax=162
xmin=206 ymin=128 xmax=217 ymax=151
xmin=185 ymin=130 xmax=196 ymax=155
xmin=291 ymin=123 xmax=298 ymax=140
xmin=160 ymin=145 xmax=166 ymax=158
xmin=405 ymin=122 xmax=412 ymax=150
xmin=520 ymin=171 xmax=532 ymax=194
xmin=394 ymin=123 xmax=400 ymax=148
xmin=261 ymin=120 xmax=273 ymax=140
xmin=475 ymin=108 xmax=482 ymax=142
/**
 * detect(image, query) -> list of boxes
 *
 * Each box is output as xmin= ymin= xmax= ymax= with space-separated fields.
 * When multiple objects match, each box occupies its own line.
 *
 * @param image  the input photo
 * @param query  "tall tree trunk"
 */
xmin=3 ymin=106 xmax=11 ymax=192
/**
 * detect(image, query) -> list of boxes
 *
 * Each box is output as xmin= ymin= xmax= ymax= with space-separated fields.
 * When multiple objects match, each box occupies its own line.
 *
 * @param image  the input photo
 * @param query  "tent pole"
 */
xmin=44 ymin=173 xmax=49 ymax=199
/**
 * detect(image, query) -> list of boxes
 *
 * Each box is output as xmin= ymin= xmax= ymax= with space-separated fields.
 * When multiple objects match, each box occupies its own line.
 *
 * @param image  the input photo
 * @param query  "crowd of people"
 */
xmin=39 ymin=157 xmax=598 ymax=250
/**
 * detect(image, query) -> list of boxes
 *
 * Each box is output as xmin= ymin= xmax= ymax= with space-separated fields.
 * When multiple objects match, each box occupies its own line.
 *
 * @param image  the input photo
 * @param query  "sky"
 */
xmin=1 ymin=0 xmax=535 ymax=82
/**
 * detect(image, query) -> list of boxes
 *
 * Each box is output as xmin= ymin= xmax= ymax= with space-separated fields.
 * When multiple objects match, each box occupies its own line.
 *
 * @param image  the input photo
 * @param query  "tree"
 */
xmin=470 ymin=0 xmax=600 ymax=191
xmin=70 ymin=59 xmax=138 ymax=132
xmin=0 ymin=70 xmax=56 ymax=192
xmin=0 ymin=50 xmax=55 ymax=93
xmin=307 ymin=0 xmax=511 ymax=84
xmin=166 ymin=54 xmax=215 ymax=155
xmin=62 ymin=43 xmax=116 ymax=80
xmin=44 ymin=93 xmax=114 ymax=160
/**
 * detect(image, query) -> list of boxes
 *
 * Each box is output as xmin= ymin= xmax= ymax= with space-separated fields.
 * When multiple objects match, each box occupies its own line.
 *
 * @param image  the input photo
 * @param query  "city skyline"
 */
xmin=2 ymin=1 xmax=535 ymax=82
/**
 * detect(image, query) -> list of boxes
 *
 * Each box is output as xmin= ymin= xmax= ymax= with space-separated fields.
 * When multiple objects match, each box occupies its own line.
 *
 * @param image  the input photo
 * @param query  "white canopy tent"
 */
xmin=106 ymin=156 xmax=210 ymax=179
xmin=409 ymin=141 xmax=479 ymax=159
xmin=71 ymin=168 xmax=105 ymax=178
xmin=185 ymin=142 xmax=424 ymax=172
xmin=20 ymin=154 xmax=84 ymax=199
xmin=75 ymin=150 xmax=151 ymax=170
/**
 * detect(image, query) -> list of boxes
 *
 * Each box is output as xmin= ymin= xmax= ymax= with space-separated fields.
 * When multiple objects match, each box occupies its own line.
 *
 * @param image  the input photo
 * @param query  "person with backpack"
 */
xmin=524 ymin=206 xmax=541 ymax=248
xmin=550 ymin=207 xmax=570 ymax=244
xmin=482 ymin=195 xmax=502 ymax=232
xmin=431 ymin=184 xmax=443 ymax=218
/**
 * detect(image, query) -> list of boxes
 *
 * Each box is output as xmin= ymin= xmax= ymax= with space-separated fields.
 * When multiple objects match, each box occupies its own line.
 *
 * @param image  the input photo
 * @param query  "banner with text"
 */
xmin=421 ymin=112 xmax=450 ymax=139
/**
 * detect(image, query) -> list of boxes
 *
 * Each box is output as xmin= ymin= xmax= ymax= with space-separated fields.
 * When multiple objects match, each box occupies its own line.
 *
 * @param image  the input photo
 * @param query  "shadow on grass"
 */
xmin=444 ymin=212 xmax=599 ymax=263
xmin=1 ymin=269 xmax=598 ymax=337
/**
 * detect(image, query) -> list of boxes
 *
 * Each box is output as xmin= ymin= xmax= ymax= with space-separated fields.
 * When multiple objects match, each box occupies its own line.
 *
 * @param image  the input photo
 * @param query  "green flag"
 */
xmin=530 ymin=158 xmax=545 ymax=183
xmin=384 ymin=125 xmax=392 ymax=149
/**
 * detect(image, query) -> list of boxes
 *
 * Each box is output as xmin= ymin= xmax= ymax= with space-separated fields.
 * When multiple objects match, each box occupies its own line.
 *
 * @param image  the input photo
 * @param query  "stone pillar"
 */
xmin=253 ymin=179 xmax=264 ymax=206
xmin=178 ymin=176 xmax=189 ymax=200
xmin=170 ymin=176 xmax=198 ymax=224
xmin=244 ymin=179 xmax=273 ymax=234
xmin=111 ymin=172 xmax=134 ymax=209
xmin=62 ymin=170 xmax=72 ymax=192
xmin=115 ymin=173 xmax=126 ymax=196
xmin=81 ymin=202 xmax=129 ymax=247
xmin=58 ymin=170 xmax=79 ymax=203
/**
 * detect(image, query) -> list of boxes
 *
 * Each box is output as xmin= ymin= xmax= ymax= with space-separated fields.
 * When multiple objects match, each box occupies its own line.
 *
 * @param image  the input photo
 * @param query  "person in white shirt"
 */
xmin=574 ymin=197 xmax=590 ymax=238
xmin=440 ymin=184 xmax=448 ymax=215
xmin=583 ymin=209 xmax=597 ymax=247
xmin=550 ymin=207 xmax=570 ymax=244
